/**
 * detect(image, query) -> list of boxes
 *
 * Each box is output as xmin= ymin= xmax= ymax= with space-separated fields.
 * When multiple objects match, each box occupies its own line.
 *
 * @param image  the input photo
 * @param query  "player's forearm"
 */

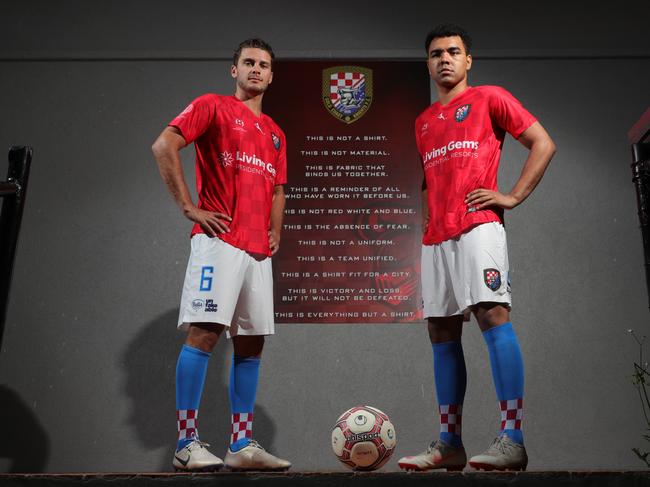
xmin=269 ymin=185 xmax=286 ymax=236
xmin=421 ymin=188 xmax=429 ymax=227
xmin=152 ymin=136 xmax=195 ymax=215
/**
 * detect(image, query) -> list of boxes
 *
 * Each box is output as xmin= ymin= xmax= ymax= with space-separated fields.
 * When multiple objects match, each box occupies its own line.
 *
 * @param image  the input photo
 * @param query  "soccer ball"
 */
xmin=331 ymin=405 xmax=397 ymax=470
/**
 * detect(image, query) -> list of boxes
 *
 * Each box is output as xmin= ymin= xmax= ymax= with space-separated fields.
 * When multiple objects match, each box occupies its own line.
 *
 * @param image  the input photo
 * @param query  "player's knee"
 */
xmin=185 ymin=323 xmax=224 ymax=352
xmin=427 ymin=317 xmax=463 ymax=343
xmin=474 ymin=303 xmax=510 ymax=330
xmin=233 ymin=335 xmax=265 ymax=357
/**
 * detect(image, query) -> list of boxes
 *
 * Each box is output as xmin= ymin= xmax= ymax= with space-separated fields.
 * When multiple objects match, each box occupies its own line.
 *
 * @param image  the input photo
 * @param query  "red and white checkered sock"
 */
xmin=500 ymin=398 xmax=523 ymax=430
xmin=230 ymin=412 xmax=253 ymax=445
xmin=177 ymin=409 xmax=198 ymax=442
xmin=439 ymin=404 xmax=463 ymax=436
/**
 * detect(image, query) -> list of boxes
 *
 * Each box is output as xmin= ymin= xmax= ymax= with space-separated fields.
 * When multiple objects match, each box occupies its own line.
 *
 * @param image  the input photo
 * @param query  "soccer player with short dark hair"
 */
xmin=398 ymin=24 xmax=556 ymax=472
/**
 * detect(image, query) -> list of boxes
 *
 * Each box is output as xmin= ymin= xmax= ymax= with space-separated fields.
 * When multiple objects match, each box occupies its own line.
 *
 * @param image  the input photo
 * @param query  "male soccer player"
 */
xmin=397 ymin=24 xmax=556 ymax=472
xmin=151 ymin=38 xmax=290 ymax=472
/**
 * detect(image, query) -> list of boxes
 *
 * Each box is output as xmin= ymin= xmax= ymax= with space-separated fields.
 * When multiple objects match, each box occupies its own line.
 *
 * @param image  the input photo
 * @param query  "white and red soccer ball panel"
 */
xmin=331 ymin=405 xmax=397 ymax=470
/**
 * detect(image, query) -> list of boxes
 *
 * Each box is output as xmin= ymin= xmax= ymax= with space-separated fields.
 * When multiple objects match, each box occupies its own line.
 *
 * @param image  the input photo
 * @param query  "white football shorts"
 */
xmin=177 ymin=234 xmax=275 ymax=337
xmin=421 ymin=222 xmax=511 ymax=320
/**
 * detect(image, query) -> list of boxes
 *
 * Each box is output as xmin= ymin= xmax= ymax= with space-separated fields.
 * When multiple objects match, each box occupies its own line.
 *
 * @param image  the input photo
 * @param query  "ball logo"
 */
xmin=354 ymin=414 xmax=367 ymax=426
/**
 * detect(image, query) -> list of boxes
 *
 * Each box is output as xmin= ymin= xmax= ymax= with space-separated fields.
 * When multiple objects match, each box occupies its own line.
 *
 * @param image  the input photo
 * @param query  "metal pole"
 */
xmin=631 ymin=142 xmax=650 ymax=310
xmin=0 ymin=146 xmax=33 ymax=350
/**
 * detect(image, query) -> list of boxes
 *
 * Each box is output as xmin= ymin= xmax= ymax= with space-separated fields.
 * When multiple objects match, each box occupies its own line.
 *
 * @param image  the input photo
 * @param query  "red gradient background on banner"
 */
xmin=264 ymin=61 xmax=430 ymax=323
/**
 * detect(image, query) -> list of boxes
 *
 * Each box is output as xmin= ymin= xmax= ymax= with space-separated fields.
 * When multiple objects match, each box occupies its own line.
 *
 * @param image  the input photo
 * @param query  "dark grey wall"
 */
xmin=0 ymin=0 xmax=649 ymax=473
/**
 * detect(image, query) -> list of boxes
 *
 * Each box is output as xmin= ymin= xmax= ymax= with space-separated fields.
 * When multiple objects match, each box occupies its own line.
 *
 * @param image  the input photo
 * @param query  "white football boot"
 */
xmin=468 ymin=434 xmax=528 ymax=471
xmin=398 ymin=439 xmax=467 ymax=471
xmin=225 ymin=440 xmax=291 ymax=471
xmin=173 ymin=439 xmax=224 ymax=472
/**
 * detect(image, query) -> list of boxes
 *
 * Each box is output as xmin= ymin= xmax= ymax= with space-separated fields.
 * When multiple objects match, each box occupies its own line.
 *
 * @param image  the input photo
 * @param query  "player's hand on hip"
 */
xmin=184 ymin=206 xmax=232 ymax=237
xmin=465 ymin=188 xmax=518 ymax=211
xmin=268 ymin=229 xmax=280 ymax=255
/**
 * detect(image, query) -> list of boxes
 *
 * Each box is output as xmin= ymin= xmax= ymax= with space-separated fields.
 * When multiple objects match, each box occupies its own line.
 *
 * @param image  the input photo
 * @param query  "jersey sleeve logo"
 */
xmin=455 ymin=104 xmax=471 ymax=122
xmin=271 ymin=132 xmax=281 ymax=150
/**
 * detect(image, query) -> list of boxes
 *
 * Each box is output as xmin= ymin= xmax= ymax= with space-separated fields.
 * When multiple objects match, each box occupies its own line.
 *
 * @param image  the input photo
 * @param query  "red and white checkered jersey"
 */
xmin=170 ymin=94 xmax=287 ymax=256
xmin=415 ymin=86 xmax=536 ymax=245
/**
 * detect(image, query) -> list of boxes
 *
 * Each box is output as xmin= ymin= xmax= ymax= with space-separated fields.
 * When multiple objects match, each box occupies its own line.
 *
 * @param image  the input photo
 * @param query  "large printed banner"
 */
xmin=264 ymin=61 xmax=430 ymax=323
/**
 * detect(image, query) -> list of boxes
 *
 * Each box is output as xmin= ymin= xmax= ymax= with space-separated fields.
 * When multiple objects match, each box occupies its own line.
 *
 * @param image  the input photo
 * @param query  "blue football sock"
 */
xmin=175 ymin=344 xmax=211 ymax=451
xmin=432 ymin=341 xmax=467 ymax=448
xmin=229 ymin=355 xmax=261 ymax=452
xmin=482 ymin=322 xmax=525 ymax=445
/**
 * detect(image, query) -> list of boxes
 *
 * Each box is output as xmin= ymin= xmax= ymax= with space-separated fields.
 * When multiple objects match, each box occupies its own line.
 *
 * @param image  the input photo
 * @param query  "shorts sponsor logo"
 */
xmin=191 ymin=299 xmax=204 ymax=311
xmin=455 ymin=104 xmax=471 ymax=122
xmin=205 ymin=299 xmax=218 ymax=312
xmin=483 ymin=268 xmax=501 ymax=291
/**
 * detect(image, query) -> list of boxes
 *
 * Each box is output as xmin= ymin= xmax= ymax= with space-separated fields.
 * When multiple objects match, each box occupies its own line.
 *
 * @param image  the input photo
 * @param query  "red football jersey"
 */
xmin=170 ymin=94 xmax=287 ymax=256
xmin=415 ymin=86 xmax=536 ymax=244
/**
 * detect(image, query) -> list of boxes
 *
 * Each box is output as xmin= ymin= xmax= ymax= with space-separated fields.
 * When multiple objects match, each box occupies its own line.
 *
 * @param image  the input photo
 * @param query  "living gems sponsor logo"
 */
xmin=220 ymin=150 xmax=276 ymax=178
xmin=423 ymin=140 xmax=480 ymax=169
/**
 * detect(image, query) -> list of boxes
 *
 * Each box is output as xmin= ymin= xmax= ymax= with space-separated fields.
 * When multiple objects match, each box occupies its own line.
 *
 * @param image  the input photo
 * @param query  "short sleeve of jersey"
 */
xmin=487 ymin=86 xmax=537 ymax=139
xmin=414 ymin=115 xmax=425 ymax=161
xmin=274 ymin=128 xmax=288 ymax=186
xmin=169 ymin=94 xmax=219 ymax=144
xmin=414 ymin=111 xmax=430 ymax=185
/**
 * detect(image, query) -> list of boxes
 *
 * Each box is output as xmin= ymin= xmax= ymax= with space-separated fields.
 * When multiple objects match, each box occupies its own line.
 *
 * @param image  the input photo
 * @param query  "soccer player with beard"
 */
xmin=152 ymin=38 xmax=290 ymax=472
xmin=397 ymin=24 xmax=556 ymax=472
